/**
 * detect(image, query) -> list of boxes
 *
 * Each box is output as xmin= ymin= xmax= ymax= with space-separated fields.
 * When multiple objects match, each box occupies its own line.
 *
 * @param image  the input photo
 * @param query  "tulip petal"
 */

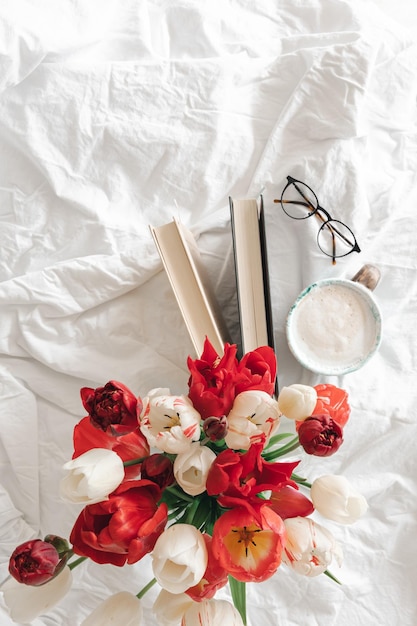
xmin=270 ymin=485 xmax=314 ymax=519
xmin=182 ymin=598 xmax=244 ymax=626
xmin=81 ymin=591 xmax=142 ymax=626
xmin=153 ymin=590 xmax=194 ymax=626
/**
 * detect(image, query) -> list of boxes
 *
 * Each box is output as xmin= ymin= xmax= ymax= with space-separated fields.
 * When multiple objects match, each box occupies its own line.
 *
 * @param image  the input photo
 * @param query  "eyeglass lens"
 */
xmin=318 ymin=220 xmax=358 ymax=258
xmin=281 ymin=180 xmax=318 ymax=219
xmin=280 ymin=178 xmax=359 ymax=259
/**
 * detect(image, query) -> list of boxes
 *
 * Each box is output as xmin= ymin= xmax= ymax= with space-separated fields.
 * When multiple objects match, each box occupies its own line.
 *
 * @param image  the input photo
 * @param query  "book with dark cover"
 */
xmin=229 ymin=195 xmax=275 ymax=356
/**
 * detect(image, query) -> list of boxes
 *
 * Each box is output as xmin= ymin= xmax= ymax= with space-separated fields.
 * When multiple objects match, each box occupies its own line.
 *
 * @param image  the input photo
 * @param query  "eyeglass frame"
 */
xmin=275 ymin=175 xmax=361 ymax=264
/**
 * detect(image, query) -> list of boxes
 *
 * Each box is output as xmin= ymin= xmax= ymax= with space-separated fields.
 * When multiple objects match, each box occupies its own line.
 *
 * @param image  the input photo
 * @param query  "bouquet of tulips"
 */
xmin=3 ymin=339 xmax=367 ymax=625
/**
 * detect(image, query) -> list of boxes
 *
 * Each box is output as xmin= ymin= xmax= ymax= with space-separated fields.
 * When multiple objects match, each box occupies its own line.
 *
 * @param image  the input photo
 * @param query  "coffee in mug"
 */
xmin=286 ymin=267 xmax=382 ymax=376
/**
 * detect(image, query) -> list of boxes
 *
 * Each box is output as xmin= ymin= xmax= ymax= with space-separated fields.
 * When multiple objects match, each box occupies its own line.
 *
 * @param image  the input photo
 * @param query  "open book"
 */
xmin=229 ymin=195 xmax=275 ymax=355
xmin=150 ymin=218 xmax=227 ymax=357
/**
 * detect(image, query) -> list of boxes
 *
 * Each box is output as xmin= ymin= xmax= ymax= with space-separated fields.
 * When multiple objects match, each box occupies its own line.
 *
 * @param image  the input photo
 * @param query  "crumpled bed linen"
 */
xmin=0 ymin=0 xmax=416 ymax=624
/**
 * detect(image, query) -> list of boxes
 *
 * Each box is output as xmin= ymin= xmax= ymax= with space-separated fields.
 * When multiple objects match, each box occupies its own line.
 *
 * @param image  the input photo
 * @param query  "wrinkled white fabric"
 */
xmin=0 ymin=0 xmax=416 ymax=624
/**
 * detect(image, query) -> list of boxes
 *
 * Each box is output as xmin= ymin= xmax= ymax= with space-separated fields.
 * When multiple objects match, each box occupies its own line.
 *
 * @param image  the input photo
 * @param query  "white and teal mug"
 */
xmin=286 ymin=265 xmax=382 ymax=376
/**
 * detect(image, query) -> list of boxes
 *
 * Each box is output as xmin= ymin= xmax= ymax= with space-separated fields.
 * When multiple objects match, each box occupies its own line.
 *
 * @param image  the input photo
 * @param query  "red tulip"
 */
xmin=73 ymin=416 xmax=149 ymax=479
xmin=313 ymin=383 xmax=351 ymax=427
xmin=9 ymin=540 xmax=60 ymax=586
xmin=187 ymin=340 xmax=241 ymax=419
xmin=236 ymin=345 xmax=277 ymax=395
xmin=211 ymin=505 xmax=286 ymax=582
xmin=295 ymin=384 xmax=351 ymax=431
xmin=298 ymin=414 xmax=343 ymax=457
xmin=80 ymin=380 xmax=141 ymax=434
xmin=187 ymin=339 xmax=277 ymax=419
xmin=70 ymin=479 xmax=167 ymax=566
xmin=206 ymin=440 xmax=299 ymax=516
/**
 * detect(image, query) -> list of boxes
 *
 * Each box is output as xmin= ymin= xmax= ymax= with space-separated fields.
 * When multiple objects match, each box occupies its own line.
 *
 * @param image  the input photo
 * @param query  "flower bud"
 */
xmin=9 ymin=539 xmax=60 ymax=586
xmin=278 ymin=384 xmax=317 ymax=420
xmin=80 ymin=380 xmax=140 ymax=434
xmin=152 ymin=524 xmax=208 ymax=594
xmin=60 ymin=448 xmax=125 ymax=504
xmin=141 ymin=453 xmax=175 ymax=489
xmin=203 ymin=415 xmax=228 ymax=441
xmin=43 ymin=535 xmax=70 ymax=557
xmin=174 ymin=443 xmax=216 ymax=496
xmin=298 ymin=414 xmax=343 ymax=457
xmin=310 ymin=475 xmax=368 ymax=524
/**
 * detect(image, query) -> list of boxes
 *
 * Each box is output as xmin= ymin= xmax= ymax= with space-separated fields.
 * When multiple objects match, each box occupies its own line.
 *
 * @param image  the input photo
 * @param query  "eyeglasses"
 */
xmin=274 ymin=175 xmax=361 ymax=264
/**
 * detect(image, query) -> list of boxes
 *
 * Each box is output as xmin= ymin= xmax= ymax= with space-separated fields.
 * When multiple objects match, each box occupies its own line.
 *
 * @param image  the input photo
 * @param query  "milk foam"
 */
xmin=288 ymin=282 xmax=379 ymax=372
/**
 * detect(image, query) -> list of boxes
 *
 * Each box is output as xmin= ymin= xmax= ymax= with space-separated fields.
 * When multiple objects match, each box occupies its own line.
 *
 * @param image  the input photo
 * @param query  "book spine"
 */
xmin=258 ymin=196 xmax=278 ymax=395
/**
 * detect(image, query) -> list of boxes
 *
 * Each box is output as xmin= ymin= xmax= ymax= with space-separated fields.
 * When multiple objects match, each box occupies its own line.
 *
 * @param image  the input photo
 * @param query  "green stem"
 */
xmin=266 ymin=432 xmax=295 ymax=448
xmin=324 ymin=569 xmax=342 ymax=584
xmin=68 ymin=556 xmax=87 ymax=570
xmin=123 ymin=456 xmax=148 ymax=467
xmin=137 ymin=578 xmax=157 ymax=599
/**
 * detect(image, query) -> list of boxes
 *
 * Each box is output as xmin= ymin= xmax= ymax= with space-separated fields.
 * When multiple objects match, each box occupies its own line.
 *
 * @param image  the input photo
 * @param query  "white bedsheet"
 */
xmin=0 ymin=1 xmax=416 ymax=624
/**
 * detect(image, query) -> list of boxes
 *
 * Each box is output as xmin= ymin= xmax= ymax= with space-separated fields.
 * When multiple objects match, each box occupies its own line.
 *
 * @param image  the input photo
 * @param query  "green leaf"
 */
xmin=229 ymin=576 xmax=247 ymax=625
xmin=190 ymin=495 xmax=212 ymax=530
xmin=262 ymin=435 xmax=300 ymax=461
xmin=264 ymin=432 xmax=295 ymax=449
xmin=160 ymin=484 xmax=194 ymax=508
xmin=291 ymin=472 xmax=312 ymax=488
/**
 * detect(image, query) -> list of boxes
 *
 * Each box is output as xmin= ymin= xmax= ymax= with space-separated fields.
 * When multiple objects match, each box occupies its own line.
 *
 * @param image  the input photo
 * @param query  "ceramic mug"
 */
xmin=286 ymin=265 xmax=382 ymax=376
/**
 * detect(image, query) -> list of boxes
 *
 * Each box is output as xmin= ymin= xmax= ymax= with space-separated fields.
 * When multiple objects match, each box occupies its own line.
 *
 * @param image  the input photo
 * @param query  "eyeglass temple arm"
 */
xmin=283 ymin=198 xmax=360 ymax=251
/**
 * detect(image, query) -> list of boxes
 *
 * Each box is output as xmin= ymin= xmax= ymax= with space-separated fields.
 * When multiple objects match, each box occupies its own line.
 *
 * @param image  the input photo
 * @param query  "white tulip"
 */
xmin=174 ymin=442 xmax=216 ymax=496
xmin=181 ymin=598 xmax=244 ymax=626
xmin=282 ymin=516 xmax=343 ymax=577
xmin=140 ymin=389 xmax=201 ymax=454
xmin=2 ymin=566 xmax=72 ymax=623
xmin=152 ymin=524 xmax=208 ymax=594
xmin=225 ymin=390 xmax=281 ymax=450
xmin=277 ymin=384 xmax=317 ymax=420
xmin=153 ymin=589 xmax=194 ymax=626
xmin=81 ymin=591 xmax=143 ymax=625
xmin=311 ymin=475 xmax=368 ymax=524
xmin=60 ymin=448 xmax=125 ymax=504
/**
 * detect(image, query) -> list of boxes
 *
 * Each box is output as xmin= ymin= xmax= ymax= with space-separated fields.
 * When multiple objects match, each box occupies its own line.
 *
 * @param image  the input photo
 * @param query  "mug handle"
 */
xmin=351 ymin=264 xmax=381 ymax=291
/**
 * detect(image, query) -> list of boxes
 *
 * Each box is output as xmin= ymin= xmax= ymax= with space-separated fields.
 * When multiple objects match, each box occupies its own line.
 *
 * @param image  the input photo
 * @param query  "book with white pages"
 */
xmin=150 ymin=218 xmax=228 ymax=358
